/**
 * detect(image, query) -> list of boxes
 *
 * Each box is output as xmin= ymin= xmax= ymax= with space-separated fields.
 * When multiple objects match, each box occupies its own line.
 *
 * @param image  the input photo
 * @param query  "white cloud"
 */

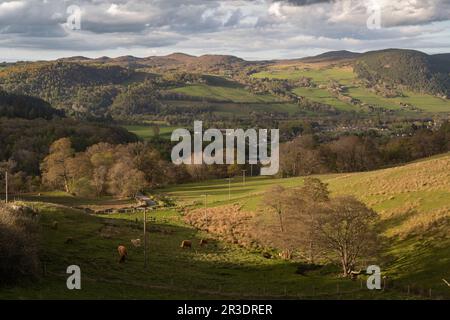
xmin=0 ymin=0 xmax=449 ymax=60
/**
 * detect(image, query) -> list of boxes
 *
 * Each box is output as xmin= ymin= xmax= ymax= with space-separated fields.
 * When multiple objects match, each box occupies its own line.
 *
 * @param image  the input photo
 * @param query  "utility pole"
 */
xmin=143 ymin=209 xmax=147 ymax=268
xmin=242 ymin=170 xmax=247 ymax=186
xmin=5 ymin=171 xmax=8 ymax=204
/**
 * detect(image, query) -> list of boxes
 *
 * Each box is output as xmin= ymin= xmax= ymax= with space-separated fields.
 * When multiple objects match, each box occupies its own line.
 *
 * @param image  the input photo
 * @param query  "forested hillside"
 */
xmin=0 ymin=90 xmax=64 ymax=119
xmin=354 ymin=49 xmax=450 ymax=98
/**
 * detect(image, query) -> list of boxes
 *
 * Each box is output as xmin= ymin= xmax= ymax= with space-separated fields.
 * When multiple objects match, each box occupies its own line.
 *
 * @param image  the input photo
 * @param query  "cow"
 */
xmin=131 ymin=239 xmax=141 ymax=248
xmin=180 ymin=240 xmax=192 ymax=249
xmin=118 ymin=245 xmax=128 ymax=263
xmin=199 ymin=239 xmax=208 ymax=247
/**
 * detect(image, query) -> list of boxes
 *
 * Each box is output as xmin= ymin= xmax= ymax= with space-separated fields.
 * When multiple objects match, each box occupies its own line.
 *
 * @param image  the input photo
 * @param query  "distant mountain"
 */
xmin=1 ymin=49 xmax=449 ymax=119
xmin=301 ymin=50 xmax=361 ymax=62
xmin=354 ymin=49 xmax=450 ymax=97
xmin=72 ymin=53 xmax=251 ymax=70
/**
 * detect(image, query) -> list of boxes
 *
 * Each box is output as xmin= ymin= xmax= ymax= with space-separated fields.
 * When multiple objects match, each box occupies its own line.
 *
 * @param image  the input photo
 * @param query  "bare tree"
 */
xmin=312 ymin=196 xmax=380 ymax=277
xmin=284 ymin=178 xmax=329 ymax=263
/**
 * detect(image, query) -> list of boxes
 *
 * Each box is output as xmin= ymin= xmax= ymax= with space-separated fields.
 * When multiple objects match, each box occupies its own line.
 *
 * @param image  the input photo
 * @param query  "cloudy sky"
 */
xmin=1 ymin=0 xmax=450 ymax=61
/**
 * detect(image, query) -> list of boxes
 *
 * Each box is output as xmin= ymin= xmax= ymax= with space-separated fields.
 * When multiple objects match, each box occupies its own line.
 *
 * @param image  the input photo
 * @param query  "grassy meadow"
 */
xmin=122 ymin=125 xmax=179 ymax=141
xmin=2 ymin=154 xmax=449 ymax=299
xmin=253 ymin=64 xmax=450 ymax=113
xmin=169 ymin=84 xmax=279 ymax=103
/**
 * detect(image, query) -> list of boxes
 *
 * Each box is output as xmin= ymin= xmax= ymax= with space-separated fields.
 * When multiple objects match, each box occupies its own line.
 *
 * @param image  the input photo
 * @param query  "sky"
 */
xmin=1 ymin=0 xmax=450 ymax=61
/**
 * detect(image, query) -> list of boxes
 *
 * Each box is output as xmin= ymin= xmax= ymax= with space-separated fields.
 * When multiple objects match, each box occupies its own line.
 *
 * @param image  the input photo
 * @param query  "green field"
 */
xmin=293 ymin=87 xmax=354 ymax=111
xmin=253 ymin=66 xmax=355 ymax=85
xmin=169 ymin=84 xmax=279 ymax=103
xmin=254 ymin=66 xmax=450 ymax=113
xmin=3 ymin=202 xmax=403 ymax=299
xmin=123 ymin=125 xmax=178 ymax=140
xmin=3 ymin=154 xmax=448 ymax=299
xmin=161 ymin=154 xmax=450 ymax=298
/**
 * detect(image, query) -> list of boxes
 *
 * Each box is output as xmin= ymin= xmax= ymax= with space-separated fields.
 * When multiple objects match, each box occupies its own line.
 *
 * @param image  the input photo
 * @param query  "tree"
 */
xmin=66 ymin=153 xmax=93 ymax=197
xmin=107 ymin=162 xmax=147 ymax=198
xmin=284 ymin=178 xmax=330 ymax=263
xmin=41 ymin=138 xmax=75 ymax=193
xmin=312 ymin=196 xmax=380 ymax=277
xmin=259 ymin=179 xmax=329 ymax=261
xmin=87 ymin=143 xmax=115 ymax=196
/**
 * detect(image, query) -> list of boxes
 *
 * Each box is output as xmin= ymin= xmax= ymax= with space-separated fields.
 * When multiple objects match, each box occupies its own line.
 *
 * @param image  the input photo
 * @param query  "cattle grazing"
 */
xmin=131 ymin=239 xmax=141 ymax=247
xmin=51 ymin=221 xmax=59 ymax=230
xmin=180 ymin=240 xmax=192 ymax=249
xmin=118 ymin=245 xmax=128 ymax=263
xmin=199 ymin=239 xmax=208 ymax=247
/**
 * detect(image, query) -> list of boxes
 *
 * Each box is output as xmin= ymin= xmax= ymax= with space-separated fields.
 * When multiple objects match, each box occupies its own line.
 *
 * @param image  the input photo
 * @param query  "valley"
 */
xmin=0 ymin=48 xmax=449 ymax=300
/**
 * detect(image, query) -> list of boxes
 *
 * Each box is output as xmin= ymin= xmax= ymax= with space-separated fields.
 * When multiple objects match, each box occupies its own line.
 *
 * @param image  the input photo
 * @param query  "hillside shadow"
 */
xmin=377 ymin=209 xmax=418 ymax=233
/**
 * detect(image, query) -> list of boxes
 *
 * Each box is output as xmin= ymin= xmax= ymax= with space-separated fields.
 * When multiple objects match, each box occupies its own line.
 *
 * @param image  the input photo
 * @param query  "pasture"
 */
xmin=169 ymin=84 xmax=279 ymax=103
xmin=253 ymin=65 xmax=450 ymax=113
xmin=0 ymin=202 xmax=402 ymax=300
xmin=122 ymin=125 xmax=178 ymax=141
xmin=3 ymin=154 xmax=448 ymax=299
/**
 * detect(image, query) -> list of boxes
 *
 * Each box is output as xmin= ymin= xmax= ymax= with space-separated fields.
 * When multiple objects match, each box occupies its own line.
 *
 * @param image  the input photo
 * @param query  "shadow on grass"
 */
xmin=0 ymin=204 xmax=405 ymax=300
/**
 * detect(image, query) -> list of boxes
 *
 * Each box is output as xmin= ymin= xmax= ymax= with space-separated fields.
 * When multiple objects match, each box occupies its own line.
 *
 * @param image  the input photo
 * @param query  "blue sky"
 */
xmin=1 ymin=0 xmax=450 ymax=61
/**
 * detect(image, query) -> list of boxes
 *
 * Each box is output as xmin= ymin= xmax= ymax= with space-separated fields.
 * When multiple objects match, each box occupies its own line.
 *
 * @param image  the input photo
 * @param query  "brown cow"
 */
xmin=180 ymin=240 xmax=192 ymax=249
xmin=199 ymin=239 xmax=208 ymax=247
xmin=118 ymin=245 xmax=128 ymax=263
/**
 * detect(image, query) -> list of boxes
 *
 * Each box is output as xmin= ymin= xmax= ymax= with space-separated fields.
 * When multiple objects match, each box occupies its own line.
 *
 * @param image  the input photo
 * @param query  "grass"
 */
xmin=293 ymin=87 xmax=355 ymax=111
xmin=347 ymin=87 xmax=450 ymax=113
xmin=122 ymin=125 xmax=179 ymax=141
xmin=3 ymin=155 xmax=448 ymax=299
xmin=169 ymin=84 xmax=279 ymax=103
xmin=254 ymin=65 xmax=450 ymax=113
xmin=0 ymin=203 xmax=401 ymax=299
xmin=253 ymin=66 xmax=355 ymax=85
xmin=160 ymin=155 xmax=450 ymax=298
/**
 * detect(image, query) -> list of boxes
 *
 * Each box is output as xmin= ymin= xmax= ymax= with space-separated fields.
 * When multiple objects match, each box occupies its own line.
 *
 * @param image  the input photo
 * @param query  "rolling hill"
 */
xmin=0 ymin=49 xmax=449 ymax=120
xmin=163 ymin=153 xmax=450 ymax=298
xmin=354 ymin=49 xmax=450 ymax=98
xmin=2 ymin=154 xmax=448 ymax=299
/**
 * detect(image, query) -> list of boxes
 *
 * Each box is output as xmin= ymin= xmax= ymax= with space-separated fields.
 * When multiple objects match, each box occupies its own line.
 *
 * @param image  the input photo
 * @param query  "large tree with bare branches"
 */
xmin=312 ymin=196 xmax=380 ymax=277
